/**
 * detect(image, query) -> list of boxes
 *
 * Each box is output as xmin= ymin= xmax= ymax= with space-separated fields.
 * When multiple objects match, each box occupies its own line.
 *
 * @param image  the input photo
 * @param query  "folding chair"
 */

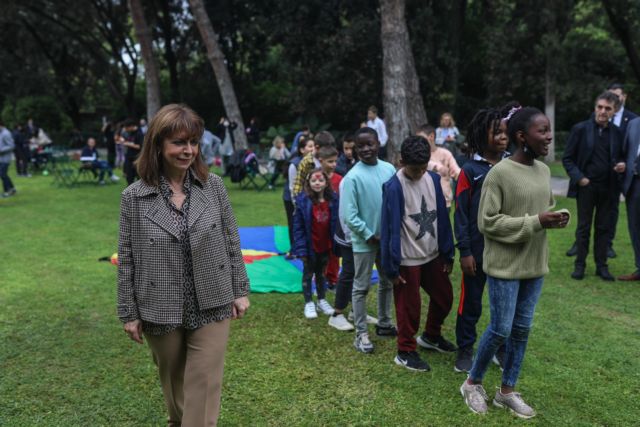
xmin=240 ymin=155 xmax=272 ymax=191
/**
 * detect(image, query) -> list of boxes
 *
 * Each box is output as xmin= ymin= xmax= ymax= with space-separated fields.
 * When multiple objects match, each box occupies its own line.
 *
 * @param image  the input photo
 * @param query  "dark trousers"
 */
xmin=0 ymin=162 xmax=14 ymax=192
xmin=394 ymin=258 xmax=453 ymax=352
xmin=123 ymin=158 xmax=137 ymax=185
xmin=334 ymin=244 xmax=355 ymax=311
xmin=14 ymin=146 xmax=30 ymax=175
xmin=284 ymin=200 xmax=295 ymax=250
xmin=609 ymin=189 xmax=621 ymax=249
xmin=575 ymin=182 xmax=614 ymax=270
xmin=455 ymin=267 xmax=487 ymax=350
xmin=627 ymin=177 xmax=640 ymax=272
xmin=302 ymin=252 xmax=329 ymax=303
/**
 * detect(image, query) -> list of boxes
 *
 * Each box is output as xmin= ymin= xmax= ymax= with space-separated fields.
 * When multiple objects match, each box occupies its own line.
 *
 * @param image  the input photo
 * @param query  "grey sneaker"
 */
xmin=493 ymin=390 xmax=536 ymax=419
xmin=354 ymin=332 xmax=374 ymax=354
xmin=460 ymin=380 xmax=489 ymax=415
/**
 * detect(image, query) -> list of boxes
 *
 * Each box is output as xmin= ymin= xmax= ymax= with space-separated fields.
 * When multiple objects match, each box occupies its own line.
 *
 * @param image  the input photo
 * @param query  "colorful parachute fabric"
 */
xmin=239 ymin=226 xmax=378 ymax=294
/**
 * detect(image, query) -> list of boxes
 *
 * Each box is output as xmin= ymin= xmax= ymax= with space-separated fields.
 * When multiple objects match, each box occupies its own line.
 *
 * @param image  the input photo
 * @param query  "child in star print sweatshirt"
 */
xmin=380 ymin=135 xmax=456 ymax=371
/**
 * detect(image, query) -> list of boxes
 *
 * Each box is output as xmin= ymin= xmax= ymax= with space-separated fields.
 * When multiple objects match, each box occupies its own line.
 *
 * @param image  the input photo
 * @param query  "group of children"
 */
xmin=283 ymin=105 xmax=568 ymax=419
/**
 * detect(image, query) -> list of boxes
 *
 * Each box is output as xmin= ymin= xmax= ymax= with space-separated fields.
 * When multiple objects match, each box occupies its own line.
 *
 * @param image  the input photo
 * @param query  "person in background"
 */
xmin=216 ymin=117 xmax=237 ymax=176
xmin=341 ymin=127 xmax=397 ymax=354
xmin=80 ymin=137 xmax=120 ymax=184
xmin=139 ymin=118 xmax=148 ymax=135
xmin=318 ymin=145 xmax=342 ymax=290
xmin=293 ymin=168 xmax=337 ymax=319
xmin=284 ymin=136 xmax=315 ymax=260
xmin=417 ymin=124 xmax=461 ymax=210
xmin=116 ymin=119 xmax=144 ymax=185
xmin=292 ymin=131 xmax=336 ymax=198
xmin=562 ymin=91 xmax=625 ymax=281
xmin=102 ymin=121 xmax=116 ymax=169
xmin=453 ymin=107 xmax=509 ymax=374
xmin=0 ymin=120 xmax=16 ymax=198
xmin=200 ymin=129 xmax=221 ymax=168
xmin=366 ymin=106 xmax=389 ymax=160
xmin=336 ymin=133 xmax=357 ymax=176
xmin=245 ymin=117 xmax=261 ymax=154
xmin=381 ymin=135 xmax=456 ymax=372
xmin=13 ymin=124 xmax=31 ymax=177
xmin=436 ymin=113 xmax=460 ymax=149
xmin=617 ymin=116 xmax=640 ymax=281
xmin=460 ymin=107 xmax=568 ymax=419
xmin=291 ymin=125 xmax=311 ymax=154
xmin=118 ymin=104 xmax=250 ymax=426
xmin=268 ymin=136 xmax=290 ymax=189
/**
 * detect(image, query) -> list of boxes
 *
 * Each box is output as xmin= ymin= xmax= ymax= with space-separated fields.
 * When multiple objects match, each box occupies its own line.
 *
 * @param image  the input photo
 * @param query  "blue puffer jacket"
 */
xmin=380 ymin=171 xmax=455 ymax=280
xmin=292 ymin=192 xmax=338 ymax=259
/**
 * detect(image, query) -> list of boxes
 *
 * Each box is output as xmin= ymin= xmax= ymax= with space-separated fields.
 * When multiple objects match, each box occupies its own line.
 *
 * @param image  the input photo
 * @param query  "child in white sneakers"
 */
xmin=293 ymin=168 xmax=337 ymax=318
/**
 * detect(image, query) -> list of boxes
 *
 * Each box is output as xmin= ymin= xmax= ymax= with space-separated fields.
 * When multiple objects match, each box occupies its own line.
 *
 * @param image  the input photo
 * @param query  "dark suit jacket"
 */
xmin=621 ymin=117 xmax=640 ymax=196
xmin=117 ymin=172 xmax=250 ymax=324
xmin=617 ymin=108 xmax=639 ymax=137
xmin=562 ymin=118 xmax=623 ymax=198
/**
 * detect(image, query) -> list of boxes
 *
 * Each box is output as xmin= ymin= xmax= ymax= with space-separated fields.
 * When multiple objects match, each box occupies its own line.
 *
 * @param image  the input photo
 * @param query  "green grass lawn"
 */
xmin=545 ymin=160 xmax=567 ymax=178
xmin=1 ymin=169 xmax=639 ymax=426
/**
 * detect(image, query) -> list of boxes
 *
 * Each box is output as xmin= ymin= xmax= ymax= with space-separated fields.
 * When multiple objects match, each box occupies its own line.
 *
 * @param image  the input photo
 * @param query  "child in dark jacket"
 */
xmin=293 ymin=168 xmax=337 ymax=319
xmin=453 ymin=108 xmax=509 ymax=373
xmin=381 ymin=136 xmax=456 ymax=372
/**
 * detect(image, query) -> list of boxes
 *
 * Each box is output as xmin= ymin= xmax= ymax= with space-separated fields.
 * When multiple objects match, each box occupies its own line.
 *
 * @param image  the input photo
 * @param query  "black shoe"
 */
xmin=607 ymin=247 xmax=616 ymax=259
xmin=417 ymin=334 xmax=457 ymax=353
xmin=571 ymin=266 xmax=585 ymax=280
xmin=375 ymin=325 xmax=398 ymax=338
xmin=394 ymin=351 xmax=431 ymax=372
xmin=566 ymin=242 xmax=577 ymax=257
xmin=595 ymin=267 xmax=615 ymax=281
xmin=454 ymin=347 xmax=473 ymax=373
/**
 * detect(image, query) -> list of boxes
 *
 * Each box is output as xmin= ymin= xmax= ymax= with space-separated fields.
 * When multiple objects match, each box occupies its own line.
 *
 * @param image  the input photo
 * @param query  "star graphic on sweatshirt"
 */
xmin=409 ymin=196 xmax=437 ymax=240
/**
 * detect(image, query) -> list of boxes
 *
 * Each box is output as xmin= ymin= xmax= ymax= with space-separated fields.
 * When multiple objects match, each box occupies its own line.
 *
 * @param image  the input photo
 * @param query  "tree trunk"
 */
xmin=544 ymin=57 xmax=556 ymax=162
xmin=129 ymin=0 xmax=162 ymax=119
xmin=380 ymin=0 xmax=427 ymax=164
xmin=156 ymin=0 xmax=181 ymax=101
xmin=189 ymin=0 xmax=248 ymax=149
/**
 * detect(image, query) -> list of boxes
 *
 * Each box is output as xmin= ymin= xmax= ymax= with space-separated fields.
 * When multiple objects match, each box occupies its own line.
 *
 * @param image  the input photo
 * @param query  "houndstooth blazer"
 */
xmin=117 ymin=172 xmax=250 ymax=324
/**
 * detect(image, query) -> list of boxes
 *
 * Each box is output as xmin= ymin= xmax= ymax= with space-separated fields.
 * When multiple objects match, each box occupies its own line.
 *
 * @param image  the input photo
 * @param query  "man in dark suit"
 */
xmin=607 ymin=83 xmax=638 ymax=256
xmin=618 ymin=117 xmax=640 ymax=281
xmin=563 ymin=91 xmax=626 ymax=281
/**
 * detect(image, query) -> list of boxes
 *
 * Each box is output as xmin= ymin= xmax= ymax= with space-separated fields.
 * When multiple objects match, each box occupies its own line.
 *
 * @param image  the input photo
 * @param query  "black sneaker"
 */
xmin=565 ymin=242 xmax=577 ymax=257
xmin=417 ymin=334 xmax=457 ymax=353
xmin=454 ymin=347 xmax=473 ymax=373
xmin=375 ymin=325 xmax=398 ymax=338
xmin=394 ymin=351 xmax=431 ymax=372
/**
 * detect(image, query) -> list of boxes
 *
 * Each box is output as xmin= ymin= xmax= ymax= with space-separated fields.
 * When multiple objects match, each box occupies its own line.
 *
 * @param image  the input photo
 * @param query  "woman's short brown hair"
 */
xmin=136 ymin=104 xmax=208 ymax=186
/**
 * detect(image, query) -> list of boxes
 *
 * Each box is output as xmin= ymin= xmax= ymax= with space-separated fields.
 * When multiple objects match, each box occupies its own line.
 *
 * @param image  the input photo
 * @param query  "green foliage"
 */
xmin=1 ymin=96 xmax=73 ymax=132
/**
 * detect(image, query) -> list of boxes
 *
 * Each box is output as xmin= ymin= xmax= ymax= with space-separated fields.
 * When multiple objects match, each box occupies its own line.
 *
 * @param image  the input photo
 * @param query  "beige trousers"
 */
xmin=145 ymin=319 xmax=230 ymax=427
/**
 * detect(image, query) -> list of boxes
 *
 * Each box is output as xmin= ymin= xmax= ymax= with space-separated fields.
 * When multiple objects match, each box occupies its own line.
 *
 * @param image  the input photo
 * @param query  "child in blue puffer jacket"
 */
xmin=293 ymin=168 xmax=337 ymax=319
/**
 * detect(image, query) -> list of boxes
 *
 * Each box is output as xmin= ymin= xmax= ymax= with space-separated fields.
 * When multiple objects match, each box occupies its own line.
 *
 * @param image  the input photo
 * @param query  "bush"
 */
xmin=1 ymin=96 xmax=73 ymax=133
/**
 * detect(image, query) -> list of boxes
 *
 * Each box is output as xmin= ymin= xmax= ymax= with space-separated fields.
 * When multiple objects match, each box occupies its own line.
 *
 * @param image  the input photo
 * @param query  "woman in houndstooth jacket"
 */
xmin=118 ymin=104 xmax=250 ymax=426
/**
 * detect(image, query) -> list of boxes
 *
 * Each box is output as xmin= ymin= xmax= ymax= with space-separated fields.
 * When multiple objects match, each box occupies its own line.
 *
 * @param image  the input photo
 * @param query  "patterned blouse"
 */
xmin=142 ymin=173 xmax=233 ymax=336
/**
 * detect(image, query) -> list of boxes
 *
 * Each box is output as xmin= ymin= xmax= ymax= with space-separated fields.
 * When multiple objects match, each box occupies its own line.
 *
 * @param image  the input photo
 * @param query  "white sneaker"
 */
xmin=304 ymin=302 xmax=317 ymax=319
xmin=348 ymin=311 xmax=378 ymax=325
xmin=328 ymin=314 xmax=354 ymax=331
xmin=110 ymin=174 xmax=120 ymax=181
xmin=317 ymin=299 xmax=335 ymax=315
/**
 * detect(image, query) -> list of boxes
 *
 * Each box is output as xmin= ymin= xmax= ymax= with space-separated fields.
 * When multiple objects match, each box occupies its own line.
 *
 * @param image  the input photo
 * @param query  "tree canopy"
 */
xmin=1 ymin=0 xmax=638 ymax=142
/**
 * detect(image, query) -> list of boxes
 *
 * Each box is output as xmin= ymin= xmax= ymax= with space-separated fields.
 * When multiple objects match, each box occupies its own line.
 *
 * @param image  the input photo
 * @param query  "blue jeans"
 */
xmin=0 ymin=162 xmax=14 ymax=192
xmin=469 ymin=275 xmax=543 ymax=388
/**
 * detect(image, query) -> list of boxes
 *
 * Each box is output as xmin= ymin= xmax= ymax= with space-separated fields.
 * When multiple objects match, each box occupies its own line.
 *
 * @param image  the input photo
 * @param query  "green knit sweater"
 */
xmin=478 ymin=158 xmax=555 ymax=279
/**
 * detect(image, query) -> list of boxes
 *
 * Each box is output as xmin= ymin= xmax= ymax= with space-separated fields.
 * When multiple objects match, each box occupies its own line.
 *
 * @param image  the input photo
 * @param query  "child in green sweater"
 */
xmin=459 ymin=107 xmax=569 ymax=419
